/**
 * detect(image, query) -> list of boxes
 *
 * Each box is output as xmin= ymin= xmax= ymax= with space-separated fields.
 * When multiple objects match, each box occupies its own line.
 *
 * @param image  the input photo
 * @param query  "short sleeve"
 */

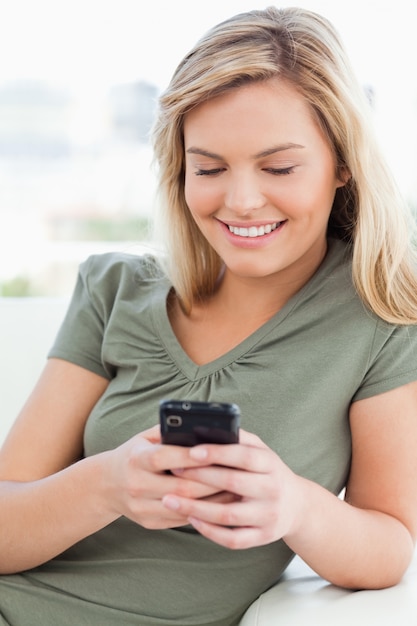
xmin=353 ymin=321 xmax=417 ymax=401
xmin=48 ymin=256 xmax=115 ymax=379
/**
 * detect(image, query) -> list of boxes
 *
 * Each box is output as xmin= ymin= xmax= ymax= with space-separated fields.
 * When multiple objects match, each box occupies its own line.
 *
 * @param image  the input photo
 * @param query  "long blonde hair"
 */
xmin=152 ymin=6 xmax=417 ymax=323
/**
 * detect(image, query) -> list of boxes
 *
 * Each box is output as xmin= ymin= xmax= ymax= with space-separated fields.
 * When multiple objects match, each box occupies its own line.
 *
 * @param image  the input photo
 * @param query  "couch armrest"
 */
xmin=239 ymin=548 xmax=417 ymax=625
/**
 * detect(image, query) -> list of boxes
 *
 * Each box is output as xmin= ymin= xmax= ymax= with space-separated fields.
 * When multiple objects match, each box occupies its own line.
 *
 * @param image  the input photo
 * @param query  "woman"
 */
xmin=1 ymin=7 xmax=417 ymax=626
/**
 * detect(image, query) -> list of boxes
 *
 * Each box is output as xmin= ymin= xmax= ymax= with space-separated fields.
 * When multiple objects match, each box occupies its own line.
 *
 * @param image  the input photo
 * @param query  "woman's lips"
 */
xmin=220 ymin=219 xmax=287 ymax=247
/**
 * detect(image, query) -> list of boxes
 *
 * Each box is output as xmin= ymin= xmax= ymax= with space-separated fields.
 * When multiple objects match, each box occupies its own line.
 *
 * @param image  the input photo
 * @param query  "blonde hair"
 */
xmin=152 ymin=6 xmax=417 ymax=324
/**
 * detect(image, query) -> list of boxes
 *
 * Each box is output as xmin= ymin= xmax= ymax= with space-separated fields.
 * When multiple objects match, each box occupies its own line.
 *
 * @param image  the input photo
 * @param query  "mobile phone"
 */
xmin=159 ymin=399 xmax=240 ymax=446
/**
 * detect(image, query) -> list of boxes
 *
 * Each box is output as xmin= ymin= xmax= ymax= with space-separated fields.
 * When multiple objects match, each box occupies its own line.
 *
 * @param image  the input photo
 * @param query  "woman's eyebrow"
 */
xmin=253 ymin=143 xmax=305 ymax=158
xmin=186 ymin=143 xmax=305 ymax=160
xmin=186 ymin=147 xmax=222 ymax=159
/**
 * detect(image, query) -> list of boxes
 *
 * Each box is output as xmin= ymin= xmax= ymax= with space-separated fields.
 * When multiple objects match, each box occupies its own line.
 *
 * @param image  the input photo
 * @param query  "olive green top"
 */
xmin=1 ymin=239 xmax=417 ymax=626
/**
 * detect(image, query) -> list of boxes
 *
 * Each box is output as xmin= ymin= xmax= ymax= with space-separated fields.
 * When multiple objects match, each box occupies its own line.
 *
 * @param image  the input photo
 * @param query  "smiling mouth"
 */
xmin=227 ymin=222 xmax=283 ymax=238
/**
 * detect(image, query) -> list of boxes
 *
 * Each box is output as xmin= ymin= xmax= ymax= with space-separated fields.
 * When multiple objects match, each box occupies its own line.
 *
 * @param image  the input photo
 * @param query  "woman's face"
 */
xmin=183 ymin=79 xmax=346 ymax=286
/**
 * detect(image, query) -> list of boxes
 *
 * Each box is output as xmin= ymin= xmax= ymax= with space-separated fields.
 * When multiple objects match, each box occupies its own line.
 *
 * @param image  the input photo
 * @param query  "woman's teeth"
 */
xmin=228 ymin=222 xmax=278 ymax=238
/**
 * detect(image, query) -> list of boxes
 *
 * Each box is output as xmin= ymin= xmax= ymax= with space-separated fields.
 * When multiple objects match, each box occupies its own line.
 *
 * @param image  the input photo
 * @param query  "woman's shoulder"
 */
xmin=79 ymin=249 xmax=167 ymax=290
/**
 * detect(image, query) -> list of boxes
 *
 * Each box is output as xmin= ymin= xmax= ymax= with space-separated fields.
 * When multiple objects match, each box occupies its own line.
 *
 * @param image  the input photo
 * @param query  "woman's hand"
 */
xmin=103 ymin=425 xmax=236 ymax=530
xmin=161 ymin=429 xmax=305 ymax=548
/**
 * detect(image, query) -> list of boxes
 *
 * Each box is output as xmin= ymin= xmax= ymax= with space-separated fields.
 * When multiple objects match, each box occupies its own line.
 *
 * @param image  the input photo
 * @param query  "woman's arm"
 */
xmin=0 ymin=358 xmax=109 ymax=479
xmin=0 ymin=358 xmax=115 ymax=573
xmin=285 ymin=380 xmax=417 ymax=588
xmin=161 ymin=381 xmax=417 ymax=589
xmin=0 ymin=358 xmax=225 ymax=574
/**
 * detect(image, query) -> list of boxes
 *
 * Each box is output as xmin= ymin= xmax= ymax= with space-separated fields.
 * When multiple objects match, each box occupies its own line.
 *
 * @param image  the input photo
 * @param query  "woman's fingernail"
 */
xmin=189 ymin=447 xmax=208 ymax=460
xmin=163 ymin=495 xmax=180 ymax=510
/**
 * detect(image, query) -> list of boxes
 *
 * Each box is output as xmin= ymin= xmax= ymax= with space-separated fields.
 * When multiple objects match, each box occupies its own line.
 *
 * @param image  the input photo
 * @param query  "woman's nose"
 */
xmin=224 ymin=172 xmax=266 ymax=215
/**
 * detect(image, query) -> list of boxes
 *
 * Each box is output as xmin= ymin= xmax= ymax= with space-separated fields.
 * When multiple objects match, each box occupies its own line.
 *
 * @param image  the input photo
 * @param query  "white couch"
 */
xmin=1 ymin=297 xmax=417 ymax=625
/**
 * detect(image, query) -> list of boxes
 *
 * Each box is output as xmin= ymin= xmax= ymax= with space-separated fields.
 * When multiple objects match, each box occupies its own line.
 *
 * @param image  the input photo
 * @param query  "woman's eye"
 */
xmin=265 ymin=167 xmax=294 ymax=176
xmin=195 ymin=168 xmax=225 ymax=176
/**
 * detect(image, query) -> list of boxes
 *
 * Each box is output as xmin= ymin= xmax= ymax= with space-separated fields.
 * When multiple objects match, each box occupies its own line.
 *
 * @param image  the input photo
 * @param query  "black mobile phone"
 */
xmin=159 ymin=399 xmax=240 ymax=446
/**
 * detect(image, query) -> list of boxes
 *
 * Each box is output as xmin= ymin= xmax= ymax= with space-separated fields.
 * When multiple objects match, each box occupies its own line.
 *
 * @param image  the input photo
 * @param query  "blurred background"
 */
xmin=0 ymin=0 xmax=416 ymax=297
